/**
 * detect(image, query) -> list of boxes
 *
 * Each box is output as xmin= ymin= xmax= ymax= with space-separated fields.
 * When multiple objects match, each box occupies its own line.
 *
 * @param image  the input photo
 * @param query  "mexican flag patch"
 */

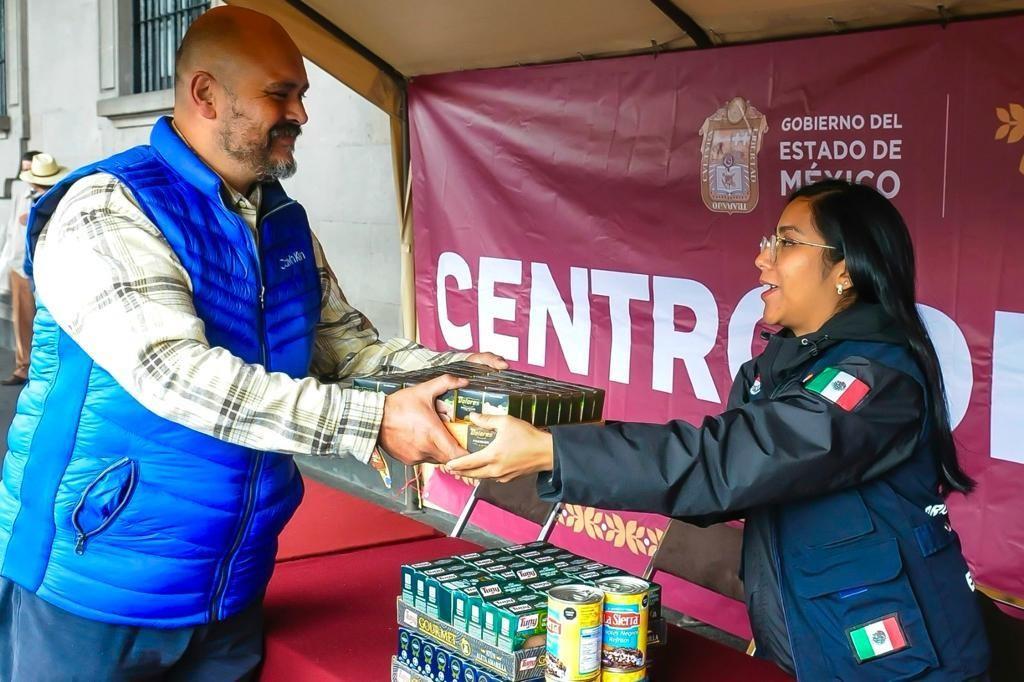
xmin=848 ymin=614 xmax=908 ymax=663
xmin=804 ymin=367 xmax=870 ymax=411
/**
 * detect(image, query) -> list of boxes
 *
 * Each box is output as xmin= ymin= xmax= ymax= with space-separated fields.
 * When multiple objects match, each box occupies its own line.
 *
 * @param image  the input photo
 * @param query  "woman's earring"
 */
xmin=837 ymin=284 xmax=844 ymax=295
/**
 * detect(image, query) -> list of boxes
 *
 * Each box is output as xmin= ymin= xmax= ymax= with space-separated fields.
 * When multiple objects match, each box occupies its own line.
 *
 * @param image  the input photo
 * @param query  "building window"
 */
xmin=0 ymin=0 xmax=7 ymax=115
xmin=132 ymin=0 xmax=210 ymax=94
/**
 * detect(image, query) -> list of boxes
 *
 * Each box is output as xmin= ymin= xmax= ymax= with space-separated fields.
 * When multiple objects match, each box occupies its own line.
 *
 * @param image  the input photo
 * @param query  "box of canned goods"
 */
xmin=397 ymin=628 xmax=419 ymax=668
xmin=561 ymin=561 xmax=606 ymax=575
xmin=427 ymin=573 xmax=486 ymax=624
xmin=391 ymin=656 xmax=433 ymax=682
xmin=485 ymin=592 xmax=548 ymax=653
xmin=402 ymin=559 xmax=465 ymax=603
xmin=521 ymin=576 xmax=577 ymax=594
xmin=397 ymin=598 xmax=546 ymax=681
xmin=526 ymin=555 xmax=559 ymax=569
xmin=502 ymin=541 xmax=552 ymax=555
xmin=466 ymin=580 xmax=530 ymax=639
xmin=445 ymin=421 xmax=498 ymax=453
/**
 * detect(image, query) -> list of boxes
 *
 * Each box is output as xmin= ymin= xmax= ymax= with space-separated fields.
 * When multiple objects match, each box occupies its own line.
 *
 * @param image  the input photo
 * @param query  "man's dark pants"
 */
xmin=0 ymin=577 xmax=263 ymax=681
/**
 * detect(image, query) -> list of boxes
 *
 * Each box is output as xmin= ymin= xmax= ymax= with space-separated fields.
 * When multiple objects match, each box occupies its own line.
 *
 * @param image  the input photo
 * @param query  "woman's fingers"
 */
xmin=444 ymin=450 xmax=494 ymax=472
xmin=467 ymin=412 xmax=504 ymax=430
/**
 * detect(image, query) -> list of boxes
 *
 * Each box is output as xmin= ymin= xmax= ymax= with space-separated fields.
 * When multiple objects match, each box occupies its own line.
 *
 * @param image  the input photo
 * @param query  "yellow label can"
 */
xmin=546 ymin=585 xmax=603 ymax=681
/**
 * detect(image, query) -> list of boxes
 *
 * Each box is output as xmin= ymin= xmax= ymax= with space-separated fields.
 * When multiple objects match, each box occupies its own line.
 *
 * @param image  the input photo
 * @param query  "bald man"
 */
xmin=0 ymin=6 xmax=503 ymax=679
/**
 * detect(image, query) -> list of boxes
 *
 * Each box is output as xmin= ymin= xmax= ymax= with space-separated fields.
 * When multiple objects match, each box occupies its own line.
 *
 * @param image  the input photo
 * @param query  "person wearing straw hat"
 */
xmin=0 ymin=152 xmax=67 ymax=386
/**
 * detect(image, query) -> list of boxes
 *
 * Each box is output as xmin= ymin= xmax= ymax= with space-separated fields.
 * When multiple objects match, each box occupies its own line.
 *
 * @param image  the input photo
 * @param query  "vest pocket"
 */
xmin=792 ymin=537 xmax=938 ymax=679
xmin=71 ymin=457 xmax=139 ymax=555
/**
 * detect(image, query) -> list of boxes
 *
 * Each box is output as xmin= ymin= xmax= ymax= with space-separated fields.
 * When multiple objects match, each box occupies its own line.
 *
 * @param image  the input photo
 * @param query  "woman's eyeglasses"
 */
xmin=759 ymin=234 xmax=837 ymax=263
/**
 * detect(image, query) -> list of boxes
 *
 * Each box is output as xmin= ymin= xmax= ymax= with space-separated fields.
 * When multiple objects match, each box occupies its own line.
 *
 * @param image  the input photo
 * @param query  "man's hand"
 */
xmin=443 ymin=413 xmax=555 ymax=483
xmin=379 ymin=374 xmax=469 ymax=466
xmin=464 ymin=352 xmax=509 ymax=370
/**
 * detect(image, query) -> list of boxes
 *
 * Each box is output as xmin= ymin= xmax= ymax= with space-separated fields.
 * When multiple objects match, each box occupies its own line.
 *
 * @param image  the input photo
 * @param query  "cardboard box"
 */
xmin=397 ymin=599 xmax=546 ymax=681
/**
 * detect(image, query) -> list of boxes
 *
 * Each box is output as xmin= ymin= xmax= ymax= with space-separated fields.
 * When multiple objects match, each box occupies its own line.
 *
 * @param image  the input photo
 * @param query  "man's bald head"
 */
xmin=171 ymin=6 xmax=309 ymax=193
xmin=175 ymin=6 xmax=303 ymax=100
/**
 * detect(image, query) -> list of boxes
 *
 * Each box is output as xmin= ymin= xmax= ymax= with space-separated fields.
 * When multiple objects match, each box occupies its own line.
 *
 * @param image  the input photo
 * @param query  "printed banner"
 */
xmin=410 ymin=16 xmax=1024 ymax=633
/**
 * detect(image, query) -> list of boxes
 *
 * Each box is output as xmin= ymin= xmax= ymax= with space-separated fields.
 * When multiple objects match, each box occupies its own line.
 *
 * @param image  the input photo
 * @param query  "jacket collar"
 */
xmin=757 ymin=303 xmax=905 ymax=393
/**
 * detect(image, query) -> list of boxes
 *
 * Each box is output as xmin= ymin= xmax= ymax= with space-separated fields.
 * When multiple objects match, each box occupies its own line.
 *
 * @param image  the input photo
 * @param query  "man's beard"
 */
xmin=219 ymin=101 xmax=302 ymax=181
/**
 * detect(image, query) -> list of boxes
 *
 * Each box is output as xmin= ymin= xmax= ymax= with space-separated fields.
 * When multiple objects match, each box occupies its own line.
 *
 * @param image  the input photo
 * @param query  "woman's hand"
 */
xmin=443 ymin=413 xmax=554 ymax=483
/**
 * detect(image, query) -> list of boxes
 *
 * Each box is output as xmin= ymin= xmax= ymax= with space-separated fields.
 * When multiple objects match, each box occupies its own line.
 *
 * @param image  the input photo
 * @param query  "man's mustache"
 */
xmin=269 ymin=123 xmax=303 ymax=140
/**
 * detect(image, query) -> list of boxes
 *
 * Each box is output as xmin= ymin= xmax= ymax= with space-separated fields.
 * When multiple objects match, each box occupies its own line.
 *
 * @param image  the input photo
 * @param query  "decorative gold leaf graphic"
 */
xmin=557 ymin=504 xmax=665 ymax=557
xmin=996 ymin=104 xmax=1024 ymax=176
xmin=1011 ymin=103 xmax=1024 ymax=123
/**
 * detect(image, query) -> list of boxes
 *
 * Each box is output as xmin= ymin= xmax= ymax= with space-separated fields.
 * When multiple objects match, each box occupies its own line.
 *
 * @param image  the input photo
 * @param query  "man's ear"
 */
xmin=190 ymin=71 xmax=219 ymax=120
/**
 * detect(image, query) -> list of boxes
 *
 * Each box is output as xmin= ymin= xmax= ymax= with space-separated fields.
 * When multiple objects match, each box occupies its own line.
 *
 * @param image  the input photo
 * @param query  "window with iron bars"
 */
xmin=133 ymin=0 xmax=210 ymax=94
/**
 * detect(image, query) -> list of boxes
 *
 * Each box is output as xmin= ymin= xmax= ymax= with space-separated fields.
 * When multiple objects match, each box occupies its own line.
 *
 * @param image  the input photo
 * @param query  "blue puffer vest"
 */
xmin=0 ymin=117 xmax=321 ymax=627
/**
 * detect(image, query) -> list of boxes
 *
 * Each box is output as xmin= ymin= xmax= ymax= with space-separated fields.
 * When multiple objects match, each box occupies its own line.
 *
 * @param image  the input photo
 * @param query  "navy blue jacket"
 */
xmin=540 ymin=303 xmax=989 ymax=680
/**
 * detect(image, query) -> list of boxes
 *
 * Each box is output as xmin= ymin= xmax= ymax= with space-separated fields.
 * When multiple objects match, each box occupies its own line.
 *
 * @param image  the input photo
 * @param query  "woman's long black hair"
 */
xmin=790 ymin=180 xmax=975 ymax=496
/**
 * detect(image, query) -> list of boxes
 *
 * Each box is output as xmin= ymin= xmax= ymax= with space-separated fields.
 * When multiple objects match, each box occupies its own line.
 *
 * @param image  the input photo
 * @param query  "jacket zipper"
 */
xmin=208 ymin=202 xmax=292 ymax=620
xmin=763 ymin=334 xmax=831 ymax=672
xmin=73 ymin=457 xmax=138 ymax=555
xmin=768 ymin=512 xmax=797 ymax=672
xmin=766 ymin=335 xmax=830 ymax=400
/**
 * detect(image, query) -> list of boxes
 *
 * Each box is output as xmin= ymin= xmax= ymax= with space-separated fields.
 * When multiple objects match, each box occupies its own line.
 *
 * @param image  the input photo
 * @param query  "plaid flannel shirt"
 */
xmin=32 ymin=173 xmax=467 ymax=464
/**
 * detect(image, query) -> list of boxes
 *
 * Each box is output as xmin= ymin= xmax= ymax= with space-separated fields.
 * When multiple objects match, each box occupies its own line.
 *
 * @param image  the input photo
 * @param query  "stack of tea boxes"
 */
xmin=395 ymin=541 xmax=662 ymax=681
xmin=353 ymin=362 xmax=606 ymax=450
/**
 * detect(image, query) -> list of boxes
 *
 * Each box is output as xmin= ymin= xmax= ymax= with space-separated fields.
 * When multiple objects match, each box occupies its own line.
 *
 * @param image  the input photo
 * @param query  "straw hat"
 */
xmin=19 ymin=153 xmax=70 ymax=186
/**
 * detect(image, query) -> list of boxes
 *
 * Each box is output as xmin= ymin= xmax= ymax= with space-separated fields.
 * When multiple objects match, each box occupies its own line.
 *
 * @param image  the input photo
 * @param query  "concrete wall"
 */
xmin=0 ymin=0 xmax=403 ymax=342
xmin=288 ymin=65 xmax=403 ymax=339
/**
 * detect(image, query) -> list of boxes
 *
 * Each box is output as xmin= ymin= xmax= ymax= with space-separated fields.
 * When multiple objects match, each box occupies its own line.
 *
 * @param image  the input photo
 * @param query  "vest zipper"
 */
xmin=208 ymin=204 xmax=277 ymax=621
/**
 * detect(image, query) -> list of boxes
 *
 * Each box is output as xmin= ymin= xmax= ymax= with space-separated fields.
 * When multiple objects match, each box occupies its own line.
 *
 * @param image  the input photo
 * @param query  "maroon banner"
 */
xmin=410 ymin=16 xmax=1024 ymax=621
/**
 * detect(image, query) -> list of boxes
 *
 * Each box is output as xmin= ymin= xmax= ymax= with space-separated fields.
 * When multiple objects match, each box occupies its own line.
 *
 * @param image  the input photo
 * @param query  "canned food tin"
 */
xmin=420 ymin=640 xmax=437 ymax=676
xmin=546 ymin=585 xmax=603 ymax=681
xmin=397 ymin=628 xmax=414 ymax=665
xmin=595 ymin=577 xmax=649 ymax=672
xmin=602 ymin=667 xmax=648 ymax=681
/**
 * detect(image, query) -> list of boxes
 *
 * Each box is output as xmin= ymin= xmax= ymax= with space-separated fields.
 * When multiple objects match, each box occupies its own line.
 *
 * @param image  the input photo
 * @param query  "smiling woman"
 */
xmin=755 ymin=197 xmax=851 ymax=337
xmin=447 ymin=179 xmax=990 ymax=680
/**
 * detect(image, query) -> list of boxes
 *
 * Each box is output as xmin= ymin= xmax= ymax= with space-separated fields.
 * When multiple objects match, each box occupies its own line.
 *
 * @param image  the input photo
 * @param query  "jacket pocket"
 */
xmin=792 ymin=537 xmax=939 ymax=680
xmin=71 ymin=457 xmax=139 ymax=555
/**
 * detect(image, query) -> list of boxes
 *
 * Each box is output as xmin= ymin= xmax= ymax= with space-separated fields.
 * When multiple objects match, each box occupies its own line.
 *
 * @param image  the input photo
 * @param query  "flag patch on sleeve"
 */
xmin=848 ymin=614 xmax=909 ymax=663
xmin=804 ymin=367 xmax=870 ymax=411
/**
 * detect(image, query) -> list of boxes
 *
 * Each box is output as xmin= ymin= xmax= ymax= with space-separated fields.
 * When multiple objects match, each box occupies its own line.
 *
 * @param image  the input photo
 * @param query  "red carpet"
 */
xmin=261 ymin=536 xmax=483 ymax=681
xmin=275 ymin=478 xmax=442 ymax=562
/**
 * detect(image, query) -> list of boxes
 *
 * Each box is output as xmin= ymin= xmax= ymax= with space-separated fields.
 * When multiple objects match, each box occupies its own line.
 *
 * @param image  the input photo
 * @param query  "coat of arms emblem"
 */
xmin=699 ymin=97 xmax=768 ymax=214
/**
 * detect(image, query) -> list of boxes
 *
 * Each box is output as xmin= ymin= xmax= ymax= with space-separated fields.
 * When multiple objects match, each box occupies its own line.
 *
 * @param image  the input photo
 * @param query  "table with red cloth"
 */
xmin=261 ymin=478 xmax=794 ymax=681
